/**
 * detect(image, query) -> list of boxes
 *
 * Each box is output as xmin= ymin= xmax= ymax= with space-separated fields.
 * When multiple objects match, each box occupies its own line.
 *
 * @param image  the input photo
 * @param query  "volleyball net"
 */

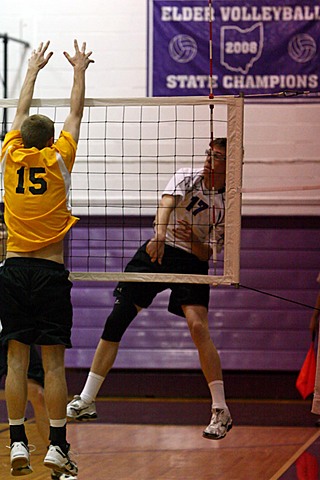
xmin=0 ymin=96 xmax=244 ymax=285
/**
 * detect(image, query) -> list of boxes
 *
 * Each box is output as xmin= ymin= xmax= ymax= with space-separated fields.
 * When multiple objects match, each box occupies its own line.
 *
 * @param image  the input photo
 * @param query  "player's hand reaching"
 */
xmin=28 ymin=41 xmax=53 ymax=72
xmin=64 ymin=39 xmax=94 ymax=71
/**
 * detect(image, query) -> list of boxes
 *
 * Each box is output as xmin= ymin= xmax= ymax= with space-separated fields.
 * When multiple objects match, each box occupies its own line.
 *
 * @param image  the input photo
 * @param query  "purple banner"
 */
xmin=147 ymin=0 xmax=320 ymax=98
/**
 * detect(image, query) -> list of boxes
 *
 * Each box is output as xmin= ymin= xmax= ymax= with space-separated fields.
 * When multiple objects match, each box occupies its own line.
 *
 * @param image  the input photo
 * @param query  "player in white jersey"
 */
xmin=162 ymin=166 xmax=225 ymax=256
xmin=67 ymin=138 xmax=233 ymax=440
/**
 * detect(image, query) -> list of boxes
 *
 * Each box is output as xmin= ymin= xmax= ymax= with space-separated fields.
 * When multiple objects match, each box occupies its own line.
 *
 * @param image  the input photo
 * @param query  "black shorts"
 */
xmin=116 ymin=242 xmax=210 ymax=318
xmin=0 ymin=257 xmax=73 ymax=347
xmin=0 ymin=343 xmax=44 ymax=387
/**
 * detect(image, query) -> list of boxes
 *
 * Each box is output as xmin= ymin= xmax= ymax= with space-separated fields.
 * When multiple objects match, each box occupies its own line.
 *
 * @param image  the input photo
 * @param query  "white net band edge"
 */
xmin=69 ymin=271 xmax=235 ymax=286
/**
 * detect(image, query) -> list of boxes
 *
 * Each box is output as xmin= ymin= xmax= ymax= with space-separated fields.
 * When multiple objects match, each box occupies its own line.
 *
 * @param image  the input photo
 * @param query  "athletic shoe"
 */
xmin=44 ymin=444 xmax=78 ymax=476
xmin=10 ymin=442 xmax=33 ymax=476
xmin=202 ymin=407 xmax=233 ymax=440
xmin=67 ymin=395 xmax=97 ymax=421
xmin=51 ymin=470 xmax=78 ymax=479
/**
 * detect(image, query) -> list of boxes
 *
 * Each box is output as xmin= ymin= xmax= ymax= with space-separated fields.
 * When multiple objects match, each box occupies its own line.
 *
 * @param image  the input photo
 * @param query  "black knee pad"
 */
xmin=101 ymin=296 xmax=138 ymax=342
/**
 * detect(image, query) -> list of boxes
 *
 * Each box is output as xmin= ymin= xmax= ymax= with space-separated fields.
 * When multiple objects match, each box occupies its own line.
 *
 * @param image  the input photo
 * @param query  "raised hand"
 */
xmin=28 ymin=41 xmax=53 ymax=71
xmin=63 ymin=39 xmax=94 ymax=70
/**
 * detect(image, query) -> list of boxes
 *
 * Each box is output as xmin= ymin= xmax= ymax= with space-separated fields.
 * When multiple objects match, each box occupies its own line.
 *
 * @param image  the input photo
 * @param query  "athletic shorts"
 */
xmin=0 ymin=257 xmax=73 ymax=347
xmin=0 ymin=343 xmax=44 ymax=387
xmin=115 ymin=241 xmax=210 ymax=318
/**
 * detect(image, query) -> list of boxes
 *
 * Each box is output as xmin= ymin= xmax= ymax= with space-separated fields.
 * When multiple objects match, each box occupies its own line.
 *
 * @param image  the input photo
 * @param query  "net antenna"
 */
xmin=208 ymin=0 xmax=218 ymax=273
xmin=208 ymin=0 xmax=215 ymax=104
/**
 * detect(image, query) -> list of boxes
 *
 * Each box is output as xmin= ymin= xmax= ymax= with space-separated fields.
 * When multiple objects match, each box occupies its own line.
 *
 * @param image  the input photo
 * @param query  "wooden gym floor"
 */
xmin=1 ymin=396 xmax=320 ymax=480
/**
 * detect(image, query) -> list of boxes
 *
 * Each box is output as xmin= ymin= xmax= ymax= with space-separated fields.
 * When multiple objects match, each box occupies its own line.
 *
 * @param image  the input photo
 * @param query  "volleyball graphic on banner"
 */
xmin=288 ymin=34 xmax=317 ymax=63
xmin=169 ymin=35 xmax=198 ymax=63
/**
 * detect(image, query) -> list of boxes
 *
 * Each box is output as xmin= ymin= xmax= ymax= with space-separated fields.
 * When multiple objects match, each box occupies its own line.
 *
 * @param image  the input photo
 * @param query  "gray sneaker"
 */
xmin=203 ymin=408 xmax=233 ymax=440
xmin=67 ymin=395 xmax=97 ymax=421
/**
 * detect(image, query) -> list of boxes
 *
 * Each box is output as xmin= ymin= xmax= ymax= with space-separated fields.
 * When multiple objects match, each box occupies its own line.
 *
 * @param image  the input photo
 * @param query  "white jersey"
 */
xmin=162 ymin=168 xmax=225 ymax=255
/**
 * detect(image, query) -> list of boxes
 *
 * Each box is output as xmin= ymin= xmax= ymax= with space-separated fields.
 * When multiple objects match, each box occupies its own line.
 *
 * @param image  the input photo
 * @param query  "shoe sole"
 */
xmin=202 ymin=421 xmax=233 ymax=440
xmin=77 ymin=412 xmax=97 ymax=421
xmin=11 ymin=456 xmax=29 ymax=470
xmin=44 ymin=459 xmax=62 ymax=472
xmin=10 ymin=465 xmax=33 ymax=476
xmin=69 ymin=412 xmax=97 ymax=421
xmin=44 ymin=460 xmax=77 ymax=476
xmin=44 ymin=457 xmax=78 ymax=476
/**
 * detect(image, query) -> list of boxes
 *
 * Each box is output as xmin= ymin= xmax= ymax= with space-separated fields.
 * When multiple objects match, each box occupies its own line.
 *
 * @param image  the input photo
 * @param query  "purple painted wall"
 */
xmin=65 ymin=216 xmax=320 ymax=371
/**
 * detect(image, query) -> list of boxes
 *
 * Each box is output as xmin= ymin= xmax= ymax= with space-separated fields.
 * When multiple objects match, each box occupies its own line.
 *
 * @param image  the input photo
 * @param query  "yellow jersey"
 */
xmin=1 ymin=130 xmax=79 ymax=252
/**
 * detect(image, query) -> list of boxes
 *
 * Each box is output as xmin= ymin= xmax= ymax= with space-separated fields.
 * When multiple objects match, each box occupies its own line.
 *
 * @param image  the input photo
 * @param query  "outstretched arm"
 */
xmin=11 ymin=41 xmax=53 ymax=131
xmin=63 ymin=40 xmax=94 ymax=142
xmin=146 ymin=194 xmax=176 ymax=264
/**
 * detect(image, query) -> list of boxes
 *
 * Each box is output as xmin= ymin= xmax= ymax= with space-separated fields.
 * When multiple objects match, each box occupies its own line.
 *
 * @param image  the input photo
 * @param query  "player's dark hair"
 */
xmin=211 ymin=137 xmax=227 ymax=149
xmin=21 ymin=114 xmax=54 ymax=149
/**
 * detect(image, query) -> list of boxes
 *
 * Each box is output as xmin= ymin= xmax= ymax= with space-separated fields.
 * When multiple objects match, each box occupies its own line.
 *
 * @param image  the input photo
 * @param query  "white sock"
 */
xmin=81 ymin=371 xmax=105 ymax=404
xmin=49 ymin=418 xmax=67 ymax=428
xmin=208 ymin=380 xmax=228 ymax=410
xmin=9 ymin=418 xmax=25 ymax=426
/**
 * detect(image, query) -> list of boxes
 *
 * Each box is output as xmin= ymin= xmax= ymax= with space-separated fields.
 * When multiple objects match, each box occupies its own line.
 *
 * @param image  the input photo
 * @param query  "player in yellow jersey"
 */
xmin=0 ymin=40 xmax=94 ymax=477
xmin=0 ymin=209 xmax=76 ymax=479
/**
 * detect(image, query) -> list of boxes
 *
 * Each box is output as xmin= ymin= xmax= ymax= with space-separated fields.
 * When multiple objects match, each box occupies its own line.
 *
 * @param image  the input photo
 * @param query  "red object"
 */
xmin=296 ymin=341 xmax=316 ymax=400
xmin=295 ymin=451 xmax=319 ymax=480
